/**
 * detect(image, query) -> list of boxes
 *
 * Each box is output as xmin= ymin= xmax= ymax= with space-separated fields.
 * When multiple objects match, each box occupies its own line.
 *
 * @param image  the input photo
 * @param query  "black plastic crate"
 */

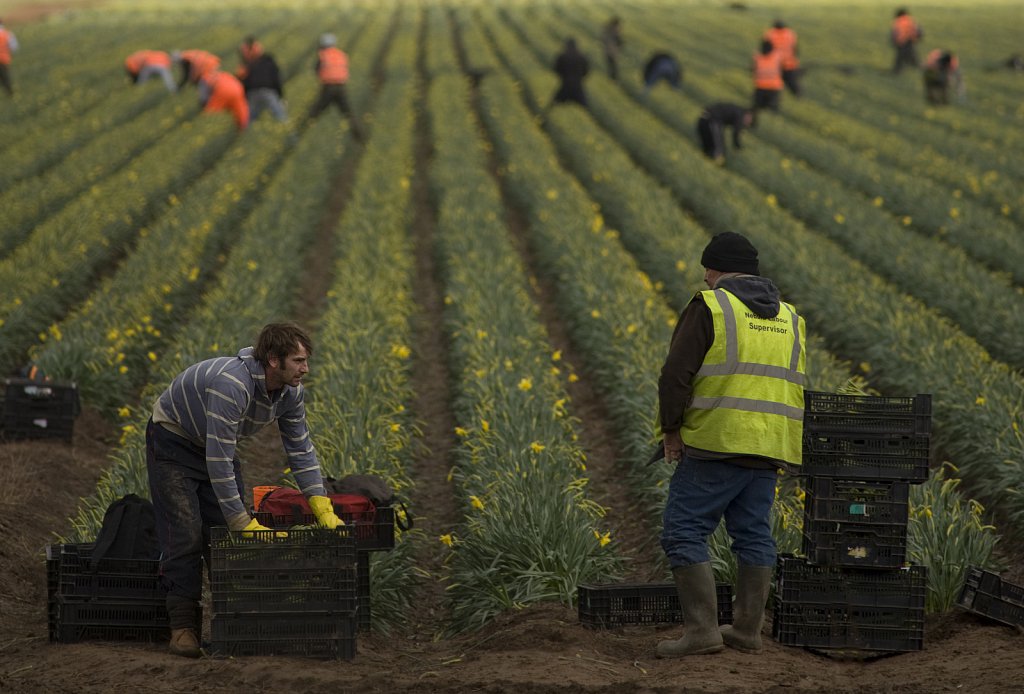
xmin=956 ymin=567 xmax=1024 ymax=628
xmin=803 ymin=391 xmax=931 ymax=436
xmin=254 ymin=506 xmax=396 ymax=551
xmin=1 ymin=378 xmax=80 ymax=442
xmin=776 ymin=555 xmax=926 ymax=608
xmin=209 ymin=527 xmax=357 ymax=573
xmin=49 ymin=598 xmax=169 ymax=643
xmin=801 ymin=432 xmax=930 ymax=482
xmin=577 ymin=582 xmax=733 ymax=628
xmin=47 ymin=544 xmax=163 ymax=601
xmin=211 ymin=611 xmax=357 ymax=660
xmin=802 ymin=478 xmax=910 ymax=525
xmin=772 ymin=602 xmax=923 ymax=652
xmin=211 ymin=568 xmax=357 ymax=614
xmin=357 ymin=552 xmax=371 ymax=633
xmin=802 ymin=519 xmax=908 ymax=569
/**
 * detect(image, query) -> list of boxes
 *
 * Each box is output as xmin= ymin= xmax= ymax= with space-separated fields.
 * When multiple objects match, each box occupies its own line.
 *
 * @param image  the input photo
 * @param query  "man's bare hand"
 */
xmin=664 ymin=430 xmax=684 ymax=463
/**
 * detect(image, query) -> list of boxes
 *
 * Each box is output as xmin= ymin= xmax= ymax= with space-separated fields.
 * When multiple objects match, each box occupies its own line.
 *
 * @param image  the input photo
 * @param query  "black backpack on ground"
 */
xmin=91 ymin=493 xmax=160 ymax=568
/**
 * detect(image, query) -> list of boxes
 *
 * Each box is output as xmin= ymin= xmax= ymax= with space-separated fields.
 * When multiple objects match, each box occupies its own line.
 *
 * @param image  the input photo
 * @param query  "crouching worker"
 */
xmin=696 ymin=102 xmax=753 ymax=165
xmin=199 ymin=69 xmax=249 ymax=130
xmin=923 ymin=49 xmax=963 ymax=105
xmin=656 ymin=232 xmax=806 ymax=658
xmin=146 ymin=323 xmax=343 ymax=658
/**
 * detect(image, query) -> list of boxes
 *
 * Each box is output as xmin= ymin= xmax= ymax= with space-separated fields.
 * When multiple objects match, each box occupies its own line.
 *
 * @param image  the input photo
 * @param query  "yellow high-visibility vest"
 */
xmin=681 ymin=288 xmax=806 ymax=465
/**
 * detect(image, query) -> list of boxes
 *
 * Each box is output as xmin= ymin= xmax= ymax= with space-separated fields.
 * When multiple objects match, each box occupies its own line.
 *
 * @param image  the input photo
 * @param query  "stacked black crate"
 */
xmin=256 ymin=503 xmax=397 ymax=633
xmin=1 ymin=377 xmax=80 ymax=443
xmin=47 ymin=542 xmax=168 ymax=643
xmin=773 ymin=391 xmax=931 ymax=653
xmin=209 ymin=528 xmax=358 ymax=660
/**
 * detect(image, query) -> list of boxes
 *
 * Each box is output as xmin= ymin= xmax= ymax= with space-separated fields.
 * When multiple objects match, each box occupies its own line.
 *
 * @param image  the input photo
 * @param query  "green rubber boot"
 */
xmin=655 ymin=562 xmax=725 ymax=658
xmin=720 ymin=565 xmax=773 ymax=653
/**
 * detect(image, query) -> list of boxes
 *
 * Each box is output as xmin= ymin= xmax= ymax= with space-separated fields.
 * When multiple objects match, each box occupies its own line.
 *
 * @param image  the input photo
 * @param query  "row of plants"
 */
xmin=552 ymin=10 xmax=1024 ymax=368
xmin=0 ymin=22 xmax=249 ymax=188
xmin=0 ymin=115 xmax=236 ymax=373
xmin=479 ymin=4 xmax=1000 ymax=609
xmin=299 ymin=5 xmax=425 ymax=636
xmin=559 ymin=4 xmax=1024 ymax=288
xmin=498 ymin=7 xmax=1024 ymax=539
xmin=0 ymin=13 xmax=334 ymax=261
xmin=61 ymin=3 xmax=397 ymax=542
xmin=602 ymin=2 xmax=1024 ymax=230
xmin=427 ymin=10 xmax=619 ymax=634
xmin=0 ymin=10 xmax=376 ymax=375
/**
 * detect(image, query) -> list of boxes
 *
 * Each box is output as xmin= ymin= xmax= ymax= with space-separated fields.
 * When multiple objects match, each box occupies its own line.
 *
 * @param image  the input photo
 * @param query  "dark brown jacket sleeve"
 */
xmin=658 ymin=295 xmax=714 ymax=433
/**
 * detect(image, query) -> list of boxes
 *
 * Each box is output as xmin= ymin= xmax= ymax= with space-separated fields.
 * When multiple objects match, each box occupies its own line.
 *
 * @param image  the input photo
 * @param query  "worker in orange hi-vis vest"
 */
xmin=172 ymin=49 xmax=221 ymax=88
xmin=125 ymin=50 xmax=177 ymax=93
xmin=923 ymin=49 xmax=964 ymax=105
xmin=763 ymin=20 xmax=801 ymax=96
xmin=750 ymin=40 xmax=784 ymax=125
xmin=307 ymin=33 xmax=364 ymax=141
xmin=890 ymin=8 xmax=923 ymax=74
xmin=199 ymin=69 xmax=249 ymax=130
xmin=0 ymin=18 xmax=21 ymax=97
xmin=234 ymin=35 xmax=263 ymax=80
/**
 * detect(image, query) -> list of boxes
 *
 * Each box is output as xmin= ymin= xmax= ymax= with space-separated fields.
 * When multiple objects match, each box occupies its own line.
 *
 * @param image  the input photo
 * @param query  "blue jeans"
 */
xmin=661 ymin=455 xmax=778 ymax=568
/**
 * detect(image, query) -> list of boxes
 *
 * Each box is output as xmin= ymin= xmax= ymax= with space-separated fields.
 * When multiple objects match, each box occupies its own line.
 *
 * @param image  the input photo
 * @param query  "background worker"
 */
xmin=890 ymin=8 xmax=923 ymax=73
xmin=601 ymin=16 xmax=623 ymax=80
xmin=307 ymin=33 xmax=364 ymax=141
xmin=146 ymin=323 xmax=344 ymax=658
xmin=923 ymin=49 xmax=964 ymax=104
xmin=0 ymin=18 xmax=19 ymax=97
xmin=656 ymin=232 xmax=806 ymax=658
xmin=124 ymin=50 xmax=177 ymax=93
xmin=751 ymin=39 xmax=784 ymax=121
xmin=234 ymin=34 xmax=263 ymax=79
xmin=696 ymin=102 xmax=753 ymax=165
xmin=763 ymin=20 xmax=801 ymax=96
xmin=241 ymin=43 xmax=286 ymax=122
xmin=174 ymin=48 xmax=221 ymax=88
xmin=643 ymin=52 xmax=683 ymax=94
xmin=552 ymin=37 xmax=590 ymax=107
xmin=199 ymin=68 xmax=249 ymax=130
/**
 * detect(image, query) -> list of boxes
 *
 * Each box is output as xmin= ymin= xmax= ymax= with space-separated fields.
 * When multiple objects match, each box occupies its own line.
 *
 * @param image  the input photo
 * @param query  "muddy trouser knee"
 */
xmin=145 ymin=420 xmax=244 ymax=623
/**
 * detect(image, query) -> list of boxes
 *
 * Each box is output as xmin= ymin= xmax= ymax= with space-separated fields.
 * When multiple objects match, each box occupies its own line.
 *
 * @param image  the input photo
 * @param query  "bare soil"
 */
xmin=0 ymin=427 xmax=1021 ymax=694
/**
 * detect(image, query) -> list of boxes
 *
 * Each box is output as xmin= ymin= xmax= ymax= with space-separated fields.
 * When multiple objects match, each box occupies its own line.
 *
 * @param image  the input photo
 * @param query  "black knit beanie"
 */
xmin=700 ymin=232 xmax=760 ymax=275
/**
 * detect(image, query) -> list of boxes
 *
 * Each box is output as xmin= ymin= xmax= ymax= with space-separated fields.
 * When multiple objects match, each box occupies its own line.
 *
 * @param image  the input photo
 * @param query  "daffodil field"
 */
xmin=2 ymin=0 xmax=1019 ymax=632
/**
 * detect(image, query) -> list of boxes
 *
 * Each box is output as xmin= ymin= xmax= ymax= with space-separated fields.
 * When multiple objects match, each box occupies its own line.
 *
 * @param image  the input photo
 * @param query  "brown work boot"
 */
xmin=720 ymin=565 xmax=773 ymax=653
xmin=169 ymin=628 xmax=201 ymax=658
xmin=656 ymin=562 xmax=725 ymax=658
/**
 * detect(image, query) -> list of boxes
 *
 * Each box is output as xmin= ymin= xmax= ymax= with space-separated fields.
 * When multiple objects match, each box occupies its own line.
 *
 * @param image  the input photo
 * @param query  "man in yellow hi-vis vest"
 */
xmin=656 ymin=231 xmax=805 ymax=658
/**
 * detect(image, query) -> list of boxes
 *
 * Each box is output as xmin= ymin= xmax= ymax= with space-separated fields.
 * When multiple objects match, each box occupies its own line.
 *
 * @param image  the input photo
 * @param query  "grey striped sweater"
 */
xmin=152 ymin=346 xmax=326 ymax=529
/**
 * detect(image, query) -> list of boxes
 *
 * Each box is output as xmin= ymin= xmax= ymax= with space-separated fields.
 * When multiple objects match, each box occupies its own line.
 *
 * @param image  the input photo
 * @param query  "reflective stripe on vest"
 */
xmin=318 ymin=47 xmax=348 ymax=84
xmin=681 ymin=289 xmax=806 ymax=465
xmin=0 ymin=30 xmax=11 ymax=65
xmin=753 ymin=53 xmax=783 ymax=90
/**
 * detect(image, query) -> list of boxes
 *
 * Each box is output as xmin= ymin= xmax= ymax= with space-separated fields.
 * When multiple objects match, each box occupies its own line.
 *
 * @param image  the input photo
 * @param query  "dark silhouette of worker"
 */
xmin=696 ymin=103 xmax=754 ymax=166
xmin=923 ymin=49 xmax=963 ymax=105
xmin=643 ymin=52 xmax=682 ymax=95
xmin=602 ymin=17 xmax=624 ymax=81
xmin=552 ymin=38 xmax=589 ymax=107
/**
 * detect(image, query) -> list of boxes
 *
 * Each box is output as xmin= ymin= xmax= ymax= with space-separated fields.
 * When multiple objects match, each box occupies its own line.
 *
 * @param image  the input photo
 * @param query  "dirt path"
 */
xmin=400 ymin=6 xmax=461 ymax=639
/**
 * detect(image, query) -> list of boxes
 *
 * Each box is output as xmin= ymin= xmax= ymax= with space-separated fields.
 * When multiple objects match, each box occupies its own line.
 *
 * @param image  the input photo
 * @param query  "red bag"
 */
xmin=255 ymin=487 xmax=376 ymax=528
